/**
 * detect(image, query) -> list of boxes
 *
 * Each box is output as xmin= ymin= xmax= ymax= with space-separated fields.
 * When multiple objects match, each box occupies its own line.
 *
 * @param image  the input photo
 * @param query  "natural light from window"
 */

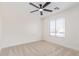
xmin=49 ymin=17 xmax=65 ymax=37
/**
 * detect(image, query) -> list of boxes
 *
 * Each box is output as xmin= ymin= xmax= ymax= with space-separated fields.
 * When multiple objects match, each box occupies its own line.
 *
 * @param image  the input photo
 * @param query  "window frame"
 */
xmin=49 ymin=17 xmax=65 ymax=38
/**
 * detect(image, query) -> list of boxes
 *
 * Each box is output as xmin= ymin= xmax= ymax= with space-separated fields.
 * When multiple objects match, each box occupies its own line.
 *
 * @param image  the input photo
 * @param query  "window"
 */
xmin=49 ymin=20 xmax=55 ymax=36
xmin=49 ymin=17 xmax=65 ymax=37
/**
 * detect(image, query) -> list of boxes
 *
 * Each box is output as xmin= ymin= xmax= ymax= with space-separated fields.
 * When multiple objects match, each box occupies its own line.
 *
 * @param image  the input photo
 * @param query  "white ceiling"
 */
xmin=27 ymin=2 xmax=79 ymax=17
xmin=0 ymin=2 xmax=79 ymax=18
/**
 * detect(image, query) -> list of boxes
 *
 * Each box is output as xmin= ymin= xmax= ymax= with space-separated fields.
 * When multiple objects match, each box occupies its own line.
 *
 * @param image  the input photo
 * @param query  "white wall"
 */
xmin=0 ymin=3 xmax=42 ymax=48
xmin=43 ymin=5 xmax=79 ymax=51
xmin=0 ymin=16 xmax=2 ymax=49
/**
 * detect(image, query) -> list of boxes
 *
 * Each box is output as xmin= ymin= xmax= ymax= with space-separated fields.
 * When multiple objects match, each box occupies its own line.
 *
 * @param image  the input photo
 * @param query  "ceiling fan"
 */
xmin=29 ymin=2 xmax=53 ymax=15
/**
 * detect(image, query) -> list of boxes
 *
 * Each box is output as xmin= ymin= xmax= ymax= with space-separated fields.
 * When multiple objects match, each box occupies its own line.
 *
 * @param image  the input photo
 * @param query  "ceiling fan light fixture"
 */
xmin=39 ymin=9 xmax=43 ymax=11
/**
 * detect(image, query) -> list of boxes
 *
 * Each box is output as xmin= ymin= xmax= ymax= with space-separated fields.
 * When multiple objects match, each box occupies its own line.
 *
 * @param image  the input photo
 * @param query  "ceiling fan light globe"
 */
xmin=39 ymin=9 xmax=43 ymax=11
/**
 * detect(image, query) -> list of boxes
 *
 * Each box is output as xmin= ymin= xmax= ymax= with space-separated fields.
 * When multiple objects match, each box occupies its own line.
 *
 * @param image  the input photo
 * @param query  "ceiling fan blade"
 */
xmin=39 ymin=4 xmax=42 ymax=9
xmin=40 ymin=11 xmax=43 ymax=15
xmin=43 ymin=2 xmax=51 ymax=8
xmin=30 ymin=10 xmax=38 ymax=13
xmin=29 ymin=3 xmax=39 ymax=8
xmin=43 ymin=9 xmax=52 ymax=12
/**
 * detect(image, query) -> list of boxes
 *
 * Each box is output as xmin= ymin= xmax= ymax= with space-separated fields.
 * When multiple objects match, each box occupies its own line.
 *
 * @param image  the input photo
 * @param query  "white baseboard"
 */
xmin=1 ymin=39 xmax=42 ymax=49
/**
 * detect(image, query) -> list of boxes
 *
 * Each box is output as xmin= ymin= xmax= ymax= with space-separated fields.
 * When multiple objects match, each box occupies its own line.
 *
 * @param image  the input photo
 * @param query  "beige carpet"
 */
xmin=0 ymin=40 xmax=79 ymax=56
